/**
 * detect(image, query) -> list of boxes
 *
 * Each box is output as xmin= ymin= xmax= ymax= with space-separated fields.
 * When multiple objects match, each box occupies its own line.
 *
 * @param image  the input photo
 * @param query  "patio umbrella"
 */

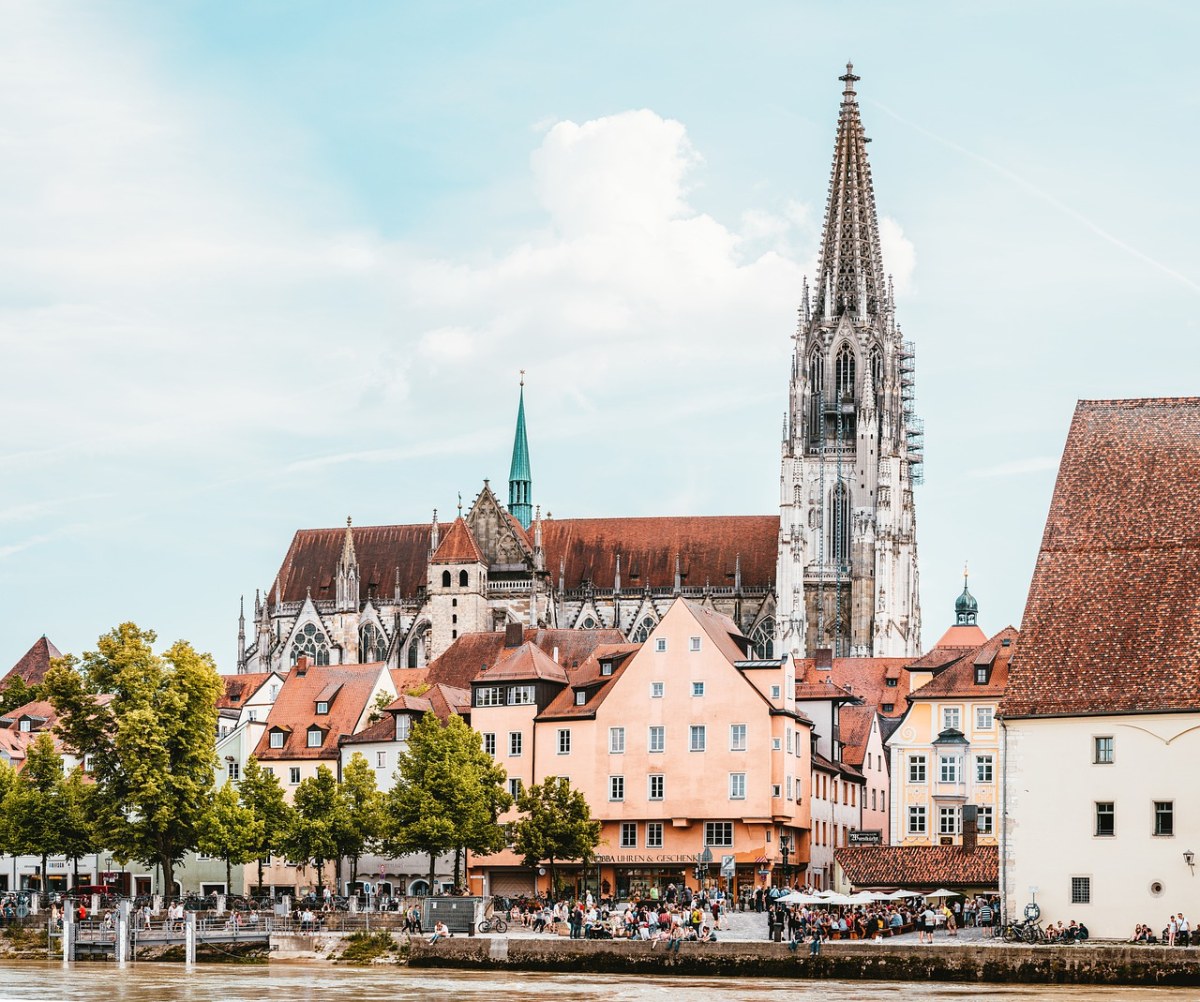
xmin=846 ymin=892 xmax=877 ymax=905
xmin=925 ymin=888 xmax=961 ymax=899
xmin=888 ymin=890 xmax=924 ymax=899
xmin=867 ymin=891 xmax=895 ymax=902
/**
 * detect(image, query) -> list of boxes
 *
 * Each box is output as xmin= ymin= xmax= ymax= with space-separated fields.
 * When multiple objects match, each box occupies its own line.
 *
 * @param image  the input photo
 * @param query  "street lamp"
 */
xmin=779 ymin=834 xmax=792 ymax=890
xmin=1185 ymin=850 xmax=1195 ymax=875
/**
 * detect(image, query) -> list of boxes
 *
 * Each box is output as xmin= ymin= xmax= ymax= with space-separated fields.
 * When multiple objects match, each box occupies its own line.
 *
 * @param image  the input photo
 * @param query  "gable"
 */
xmin=467 ymin=484 xmax=531 ymax=567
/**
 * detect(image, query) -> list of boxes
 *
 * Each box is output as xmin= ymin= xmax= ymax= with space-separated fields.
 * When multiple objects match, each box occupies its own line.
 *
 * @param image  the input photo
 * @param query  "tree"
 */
xmin=0 ymin=759 xmax=15 ymax=856
xmin=238 ymin=756 xmax=292 ymax=895
xmin=512 ymin=776 xmax=601 ymax=896
xmin=59 ymin=768 xmax=99 ymax=887
xmin=280 ymin=765 xmax=343 ymax=897
xmin=339 ymin=752 xmax=383 ymax=892
xmin=0 ymin=676 xmax=41 ymax=715
xmin=4 ymin=734 xmax=70 ymax=891
xmin=45 ymin=622 xmax=224 ymax=894
xmin=384 ymin=712 xmax=511 ymax=890
xmin=198 ymin=780 xmax=263 ymax=896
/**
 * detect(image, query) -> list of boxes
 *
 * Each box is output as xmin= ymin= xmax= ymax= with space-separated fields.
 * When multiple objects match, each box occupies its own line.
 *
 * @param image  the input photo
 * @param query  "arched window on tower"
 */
xmin=360 ymin=622 xmax=387 ymax=663
xmin=459 ymin=569 xmax=469 ymax=588
xmin=807 ymin=349 xmax=824 ymax=443
xmin=870 ymin=345 xmax=883 ymax=412
xmin=831 ymin=481 xmax=851 ymax=566
xmin=750 ymin=619 xmax=776 ymax=659
xmin=835 ymin=343 xmax=856 ymax=401
xmin=441 ymin=570 xmax=452 ymax=588
xmin=631 ymin=616 xmax=656 ymax=643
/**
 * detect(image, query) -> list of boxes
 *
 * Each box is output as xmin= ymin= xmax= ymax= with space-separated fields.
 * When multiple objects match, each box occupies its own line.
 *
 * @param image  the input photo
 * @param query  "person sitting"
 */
xmin=429 ymin=919 xmax=450 ymax=943
xmin=1076 ymin=922 xmax=1089 ymax=942
xmin=699 ymin=924 xmax=716 ymax=942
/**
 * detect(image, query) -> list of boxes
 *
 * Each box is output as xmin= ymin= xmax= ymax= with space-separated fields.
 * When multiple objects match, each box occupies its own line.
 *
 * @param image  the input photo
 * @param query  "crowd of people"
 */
xmin=1131 ymin=913 xmax=1190 ymax=946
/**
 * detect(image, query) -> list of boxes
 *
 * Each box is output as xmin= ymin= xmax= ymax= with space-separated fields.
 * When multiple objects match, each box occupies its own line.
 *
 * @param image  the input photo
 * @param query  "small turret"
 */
xmin=335 ymin=516 xmax=360 ymax=612
xmin=955 ymin=564 xmax=979 ymax=626
xmin=508 ymin=372 xmax=533 ymax=530
xmin=237 ymin=595 xmax=246 ymax=673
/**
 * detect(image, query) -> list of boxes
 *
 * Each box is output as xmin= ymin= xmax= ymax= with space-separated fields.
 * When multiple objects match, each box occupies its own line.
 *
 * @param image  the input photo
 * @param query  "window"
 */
xmin=290 ymin=621 xmax=331 ymax=666
xmin=557 ymin=729 xmax=572 ymax=754
xmin=395 ymin=715 xmax=412 ymax=741
xmin=871 ymin=788 xmax=877 ymax=810
xmin=1093 ymin=736 xmax=1114 ymax=764
xmin=1095 ymin=802 xmax=1115 ymax=837
xmin=306 ymin=728 xmax=323 ymax=748
xmin=882 ymin=703 xmax=894 ymax=713
xmin=692 ymin=682 xmax=705 ymax=697
xmin=609 ymin=775 xmax=625 ymax=801
xmin=690 ymin=636 xmax=701 ymax=652
xmin=886 ymin=677 xmax=898 ymax=687
xmin=376 ymin=751 xmax=387 ymax=769
xmin=771 ymin=685 xmax=781 ymax=699
xmin=458 ymin=570 xmax=469 ymax=587
xmin=835 ymin=340 xmax=856 ymax=398
xmin=786 ymin=776 xmax=793 ymax=799
xmin=509 ymin=778 xmax=522 ymax=799
xmin=772 ymin=737 xmax=781 ymax=751
xmin=750 ymin=619 xmax=775 ymax=659
xmin=441 ymin=570 xmax=452 ymax=588
xmin=786 ymin=729 xmax=793 ymax=754
xmin=939 ymin=807 xmax=959 ymax=835
xmin=650 ymin=681 xmax=664 ymax=698
xmin=227 ymin=760 xmax=240 ymax=782
xmin=1154 ymin=801 xmax=1174 ymax=837
xmin=976 ymin=706 xmax=994 ymax=729
xmin=704 ymin=822 xmax=733 ymax=847
xmin=648 ymin=774 xmax=664 ymax=800
xmin=315 ymin=700 xmax=329 ymax=715
xmin=939 ymin=756 xmax=960 ymax=783
xmin=476 ymin=687 xmax=502 ymax=707
xmin=632 ymin=617 xmax=656 ymax=643
xmin=269 ymin=730 xmax=285 ymax=749
xmin=574 ymin=690 xmax=586 ymax=705
xmin=482 ymin=733 xmax=496 ymax=756
xmin=360 ymin=622 xmax=387 ymax=663
xmin=943 ymin=707 xmax=961 ymax=730
xmin=509 ymin=732 xmax=523 ymax=756
xmin=620 ymin=822 xmax=637 ymax=848
xmin=729 ymin=773 xmax=746 ymax=799
xmin=649 ymin=726 xmax=665 ymax=753
xmin=978 ymin=806 xmax=994 ymax=834
xmin=507 ymin=685 xmax=535 ymax=705
xmin=908 ymin=806 xmax=927 ymax=835
xmin=289 ymin=767 xmax=301 ymax=785
xmin=646 ymin=822 xmax=663 ymax=848
xmin=975 ymin=755 xmax=994 ymax=783
xmin=730 ymin=724 xmax=747 ymax=752
xmin=1070 ymin=877 xmax=1091 ymax=904
xmin=18 ymin=718 xmax=31 ymax=733
xmin=831 ymin=481 xmax=850 ymax=563
xmin=908 ymin=754 xmax=927 ymax=783
xmin=609 ymin=727 xmax=625 ymax=754
xmin=655 ymin=638 xmax=668 ymax=653
xmin=975 ymin=667 xmax=988 ymax=685
xmin=600 ymin=660 xmax=613 ymax=676
xmin=772 ymin=784 xmax=782 ymax=798
xmin=689 ymin=725 xmax=707 ymax=752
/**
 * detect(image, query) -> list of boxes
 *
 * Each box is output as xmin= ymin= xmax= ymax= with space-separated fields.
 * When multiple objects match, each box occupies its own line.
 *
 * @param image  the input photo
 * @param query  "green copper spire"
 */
xmin=508 ymin=372 xmax=533 ymax=529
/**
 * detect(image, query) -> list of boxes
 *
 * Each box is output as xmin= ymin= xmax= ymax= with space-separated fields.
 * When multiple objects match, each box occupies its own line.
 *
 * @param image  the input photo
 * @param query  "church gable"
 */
xmin=466 ymin=482 xmax=532 ymax=568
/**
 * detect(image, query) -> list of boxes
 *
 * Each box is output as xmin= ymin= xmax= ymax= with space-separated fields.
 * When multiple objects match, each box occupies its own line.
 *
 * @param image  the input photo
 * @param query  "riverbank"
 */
xmin=409 ymin=937 xmax=1200 ymax=987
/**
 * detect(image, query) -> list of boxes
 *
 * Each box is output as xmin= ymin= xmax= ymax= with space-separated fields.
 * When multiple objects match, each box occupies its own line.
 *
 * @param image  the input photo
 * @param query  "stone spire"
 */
xmin=508 ymin=371 xmax=533 ymax=530
xmin=811 ymin=62 xmax=886 ymax=322
xmin=237 ymin=595 xmax=246 ymax=673
xmin=335 ymin=516 xmax=360 ymax=612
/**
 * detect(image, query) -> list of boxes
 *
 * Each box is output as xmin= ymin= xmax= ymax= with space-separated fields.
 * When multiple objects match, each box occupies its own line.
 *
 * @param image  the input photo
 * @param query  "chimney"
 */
xmin=816 ymin=647 xmax=833 ymax=671
xmin=504 ymin=623 xmax=523 ymax=648
xmin=552 ymin=646 xmax=560 ymax=663
xmin=295 ymin=655 xmax=311 ymax=677
xmin=962 ymin=804 xmax=978 ymax=853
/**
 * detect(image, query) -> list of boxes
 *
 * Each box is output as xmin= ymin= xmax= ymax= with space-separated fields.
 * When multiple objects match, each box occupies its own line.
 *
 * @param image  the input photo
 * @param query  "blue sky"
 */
xmin=2 ymin=1 xmax=1198 ymax=671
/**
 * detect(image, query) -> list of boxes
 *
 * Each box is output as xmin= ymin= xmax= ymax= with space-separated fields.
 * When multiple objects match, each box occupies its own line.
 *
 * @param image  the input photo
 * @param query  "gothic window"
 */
xmin=831 ymin=481 xmax=851 ymax=565
xmin=750 ymin=619 xmax=776 ymax=659
xmin=441 ymin=570 xmax=452 ymax=588
xmin=807 ymin=348 xmax=824 ymax=441
xmin=835 ymin=343 xmax=856 ymax=400
xmin=360 ymin=622 xmax=387 ymax=663
xmin=459 ymin=570 xmax=469 ymax=588
xmin=870 ymin=345 xmax=883 ymax=411
xmin=631 ymin=616 xmax=656 ymax=643
xmin=290 ymin=622 xmax=330 ymax=666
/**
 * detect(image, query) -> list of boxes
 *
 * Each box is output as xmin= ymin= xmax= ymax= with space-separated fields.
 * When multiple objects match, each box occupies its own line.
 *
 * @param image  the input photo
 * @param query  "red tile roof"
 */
xmin=2 ymin=637 xmax=63 ymax=688
xmin=909 ymin=628 xmax=1017 ymax=700
xmin=835 ymin=845 xmax=999 ymax=889
xmin=424 ymin=628 xmax=625 ymax=690
xmin=930 ymin=624 xmax=988 ymax=650
xmin=476 ymin=642 xmax=568 ymax=684
xmin=794 ymin=658 xmax=910 ymax=717
xmin=537 ymin=645 xmax=642 ymax=721
xmin=0 ymin=699 xmax=58 ymax=730
xmin=432 ymin=517 xmax=485 ymax=564
xmin=812 ymin=749 xmax=864 ymax=782
xmin=217 ymin=672 xmax=277 ymax=710
xmin=253 ymin=663 xmax=385 ymax=760
xmin=1004 ymin=398 xmax=1200 ymax=718
xmin=837 ymin=704 xmax=876 ymax=768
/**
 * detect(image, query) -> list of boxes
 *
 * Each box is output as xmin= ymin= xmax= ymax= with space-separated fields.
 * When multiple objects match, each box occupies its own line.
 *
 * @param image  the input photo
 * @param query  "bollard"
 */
xmin=153 ymin=894 xmax=162 ymax=915
xmin=216 ymin=894 xmax=226 ymax=915
xmin=61 ymin=909 xmax=74 ymax=964
xmin=185 ymin=912 xmax=197 ymax=966
xmin=91 ymin=894 xmax=100 ymax=916
xmin=29 ymin=894 xmax=39 ymax=916
xmin=349 ymin=896 xmax=358 ymax=914
xmin=115 ymin=901 xmax=131 ymax=965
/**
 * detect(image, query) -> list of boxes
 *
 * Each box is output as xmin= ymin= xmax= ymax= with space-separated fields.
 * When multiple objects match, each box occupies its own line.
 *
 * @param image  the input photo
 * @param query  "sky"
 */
xmin=2 ymin=1 xmax=1198 ymax=673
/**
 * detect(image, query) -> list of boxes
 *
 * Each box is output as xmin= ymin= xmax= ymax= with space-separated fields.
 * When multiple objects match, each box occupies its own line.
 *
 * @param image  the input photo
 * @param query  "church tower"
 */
xmin=508 ymin=374 xmax=533 ymax=530
xmin=777 ymin=64 xmax=922 ymax=659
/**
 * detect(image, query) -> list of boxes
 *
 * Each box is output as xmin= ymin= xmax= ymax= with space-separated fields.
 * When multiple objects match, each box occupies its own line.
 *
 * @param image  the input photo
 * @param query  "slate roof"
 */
xmin=253 ymin=663 xmax=385 ymax=761
xmin=1003 ymin=398 xmax=1200 ymax=718
xmin=835 ymin=845 xmax=999 ymax=889
xmin=424 ymin=628 xmax=625 ymax=690
xmin=2 ymin=637 xmax=63 ymax=688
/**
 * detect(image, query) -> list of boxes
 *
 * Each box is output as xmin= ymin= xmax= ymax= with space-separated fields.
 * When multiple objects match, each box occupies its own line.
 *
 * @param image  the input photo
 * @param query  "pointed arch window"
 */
xmin=835 ymin=343 xmax=856 ymax=400
xmin=458 ymin=570 xmax=469 ymax=588
xmin=831 ymin=481 xmax=851 ymax=565
xmin=290 ymin=622 xmax=330 ymax=666
xmin=807 ymin=348 xmax=824 ymax=441
xmin=406 ymin=623 xmax=429 ymax=669
xmin=750 ymin=619 xmax=776 ymax=659
xmin=360 ymin=622 xmax=387 ymax=663
xmin=441 ymin=570 xmax=452 ymax=588
xmin=870 ymin=345 xmax=883 ymax=412
xmin=631 ymin=617 xmax=656 ymax=644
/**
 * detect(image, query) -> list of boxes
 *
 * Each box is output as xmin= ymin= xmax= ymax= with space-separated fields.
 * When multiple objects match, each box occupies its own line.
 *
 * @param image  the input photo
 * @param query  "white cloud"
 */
xmin=880 ymin=217 xmax=916 ymax=292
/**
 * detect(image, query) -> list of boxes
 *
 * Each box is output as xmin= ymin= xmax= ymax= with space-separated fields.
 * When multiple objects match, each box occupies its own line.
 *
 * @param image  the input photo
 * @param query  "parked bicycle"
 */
xmin=477 ymin=915 xmax=508 ymax=934
xmin=1000 ymin=919 xmax=1048 ymax=944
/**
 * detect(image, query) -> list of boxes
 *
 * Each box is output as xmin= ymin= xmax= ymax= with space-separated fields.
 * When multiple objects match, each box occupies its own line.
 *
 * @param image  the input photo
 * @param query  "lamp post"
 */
xmin=1185 ymin=850 xmax=1195 ymax=876
xmin=779 ymin=834 xmax=792 ymax=890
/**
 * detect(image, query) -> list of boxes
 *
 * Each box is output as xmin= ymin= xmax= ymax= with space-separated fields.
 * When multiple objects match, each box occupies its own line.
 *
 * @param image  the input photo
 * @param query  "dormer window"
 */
xmin=269 ymin=730 xmax=285 ymax=749
xmin=975 ymin=666 xmax=989 ymax=685
xmin=306 ymin=727 xmax=324 ymax=748
xmin=395 ymin=715 xmax=412 ymax=741
xmin=600 ymin=661 xmax=613 ymax=676
xmin=316 ymin=701 xmax=329 ymax=715
xmin=19 ymin=718 xmax=31 ymax=732
xmin=507 ymin=685 xmax=535 ymax=705
xmin=575 ymin=690 xmax=587 ymax=706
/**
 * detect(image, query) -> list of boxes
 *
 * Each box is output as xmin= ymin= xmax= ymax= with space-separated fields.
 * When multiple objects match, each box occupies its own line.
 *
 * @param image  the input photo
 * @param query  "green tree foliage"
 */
xmin=59 ymin=768 xmax=99 ymax=886
xmin=512 ymin=776 xmax=600 ymax=896
xmin=238 ymin=756 xmax=292 ymax=895
xmin=384 ymin=712 xmax=511 ymax=889
xmin=198 ymin=780 xmax=263 ymax=895
xmin=44 ymin=622 xmax=224 ymax=893
xmin=0 ymin=759 xmax=14 ymax=855
xmin=2 ymin=734 xmax=69 ymax=890
xmin=280 ymin=765 xmax=342 ymax=896
xmin=339 ymin=752 xmax=383 ymax=892
xmin=0 ymin=676 xmax=41 ymax=715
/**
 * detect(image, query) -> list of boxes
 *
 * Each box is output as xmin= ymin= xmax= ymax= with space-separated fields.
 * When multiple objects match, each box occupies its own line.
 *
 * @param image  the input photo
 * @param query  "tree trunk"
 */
xmin=454 ymin=847 xmax=462 ymax=889
xmin=226 ymin=856 xmax=233 ymax=897
xmin=549 ymin=857 xmax=557 ymax=899
xmin=428 ymin=852 xmax=436 ymax=894
xmin=40 ymin=853 xmax=48 ymax=899
xmin=349 ymin=854 xmax=359 ymax=894
xmin=315 ymin=857 xmax=324 ymax=898
xmin=257 ymin=857 xmax=265 ymax=898
xmin=162 ymin=854 xmax=174 ymax=899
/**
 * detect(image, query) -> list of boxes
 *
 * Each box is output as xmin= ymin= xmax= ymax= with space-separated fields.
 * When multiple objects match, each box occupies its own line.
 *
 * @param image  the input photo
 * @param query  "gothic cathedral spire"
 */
xmin=776 ymin=64 xmax=922 ymax=660
xmin=508 ymin=372 xmax=533 ymax=530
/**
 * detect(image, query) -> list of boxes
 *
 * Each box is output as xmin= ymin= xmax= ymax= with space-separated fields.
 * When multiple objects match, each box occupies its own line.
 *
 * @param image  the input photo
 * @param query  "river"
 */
xmin=0 ymin=963 xmax=1196 ymax=1001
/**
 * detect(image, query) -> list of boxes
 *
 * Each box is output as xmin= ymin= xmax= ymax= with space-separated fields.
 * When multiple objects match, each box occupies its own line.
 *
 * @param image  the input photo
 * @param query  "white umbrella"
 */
xmin=867 ymin=891 xmax=895 ymax=902
xmin=846 ymin=892 xmax=877 ymax=905
xmin=781 ymin=893 xmax=828 ymax=906
xmin=888 ymin=890 xmax=924 ymax=899
xmin=925 ymin=888 xmax=961 ymax=899
xmin=821 ymin=892 xmax=855 ymax=906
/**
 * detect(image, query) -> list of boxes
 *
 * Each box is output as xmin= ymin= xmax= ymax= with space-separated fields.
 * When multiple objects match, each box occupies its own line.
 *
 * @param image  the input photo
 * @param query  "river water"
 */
xmin=0 ymin=963 xmax=1196 ymax=1002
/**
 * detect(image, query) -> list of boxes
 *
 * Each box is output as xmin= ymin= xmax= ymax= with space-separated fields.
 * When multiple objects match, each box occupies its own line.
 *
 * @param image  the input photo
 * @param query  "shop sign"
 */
xmin=593 ymin=854 xmax=696 ymax=865
xmin=848 ymin=830 xmax=882 ymax=846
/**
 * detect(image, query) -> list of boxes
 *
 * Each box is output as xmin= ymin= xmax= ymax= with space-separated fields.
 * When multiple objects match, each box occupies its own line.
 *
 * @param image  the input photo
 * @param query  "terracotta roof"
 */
xmin=689 ymin=602 xmax=752 ymax=663
xmin=2 ymin=637 xmax=63 ymax=688
xmin=537 ymin=645 xmax=641 ymax=721
xmin=1004 ymin=398 xmax=1200 ymax=718
xmin=424 ymin=628 xmax=625 ymax=690
xmin=909 ymin=628 xmax=1017 ymax=700
xmin=432 ymin=517 xmax=485 ymax=564
xmin=274 ymin=523 xmax=434 ymax=604
xmin=931 ymin=624 xmax=988 ymax=650
xmin=476 ymin=642 xmax=568 ymax=684
xmin=217 ymin=672 xmax=277 ymax=709
xmin=339 ymin=713 xmax=401 ymax=746
xmin=904 ymin=647 xmax=974 ymax=672
xmin=794 ymin=658 xmax=910 ymax=717
xmin=253 ymin=663 xmax=385 ymax=761
xmin=812 ymin=750 xmax=864 ymax=782
xmin=837 ymin=704 xmax=876 ymax=767
xmin=835 ymin=845 xmax=999 ymax=889
xmin=0 ymin=700 xmax=58 ymax=730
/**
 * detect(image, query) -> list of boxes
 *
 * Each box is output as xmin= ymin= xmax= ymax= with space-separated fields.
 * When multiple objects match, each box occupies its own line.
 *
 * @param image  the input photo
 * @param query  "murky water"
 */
xmin=0 ymin=963 xmax=1196 ymax=1002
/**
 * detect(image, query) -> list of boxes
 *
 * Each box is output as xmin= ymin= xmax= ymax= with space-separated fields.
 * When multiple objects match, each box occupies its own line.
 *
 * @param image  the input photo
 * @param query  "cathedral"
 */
xmin=236 ymin=66 xmax=922 ymax=674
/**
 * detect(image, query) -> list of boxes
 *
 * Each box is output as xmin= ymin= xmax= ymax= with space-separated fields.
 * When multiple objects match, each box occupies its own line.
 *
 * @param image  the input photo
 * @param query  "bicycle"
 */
xmin=477 ymin=915 xmax=508 ymax=934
